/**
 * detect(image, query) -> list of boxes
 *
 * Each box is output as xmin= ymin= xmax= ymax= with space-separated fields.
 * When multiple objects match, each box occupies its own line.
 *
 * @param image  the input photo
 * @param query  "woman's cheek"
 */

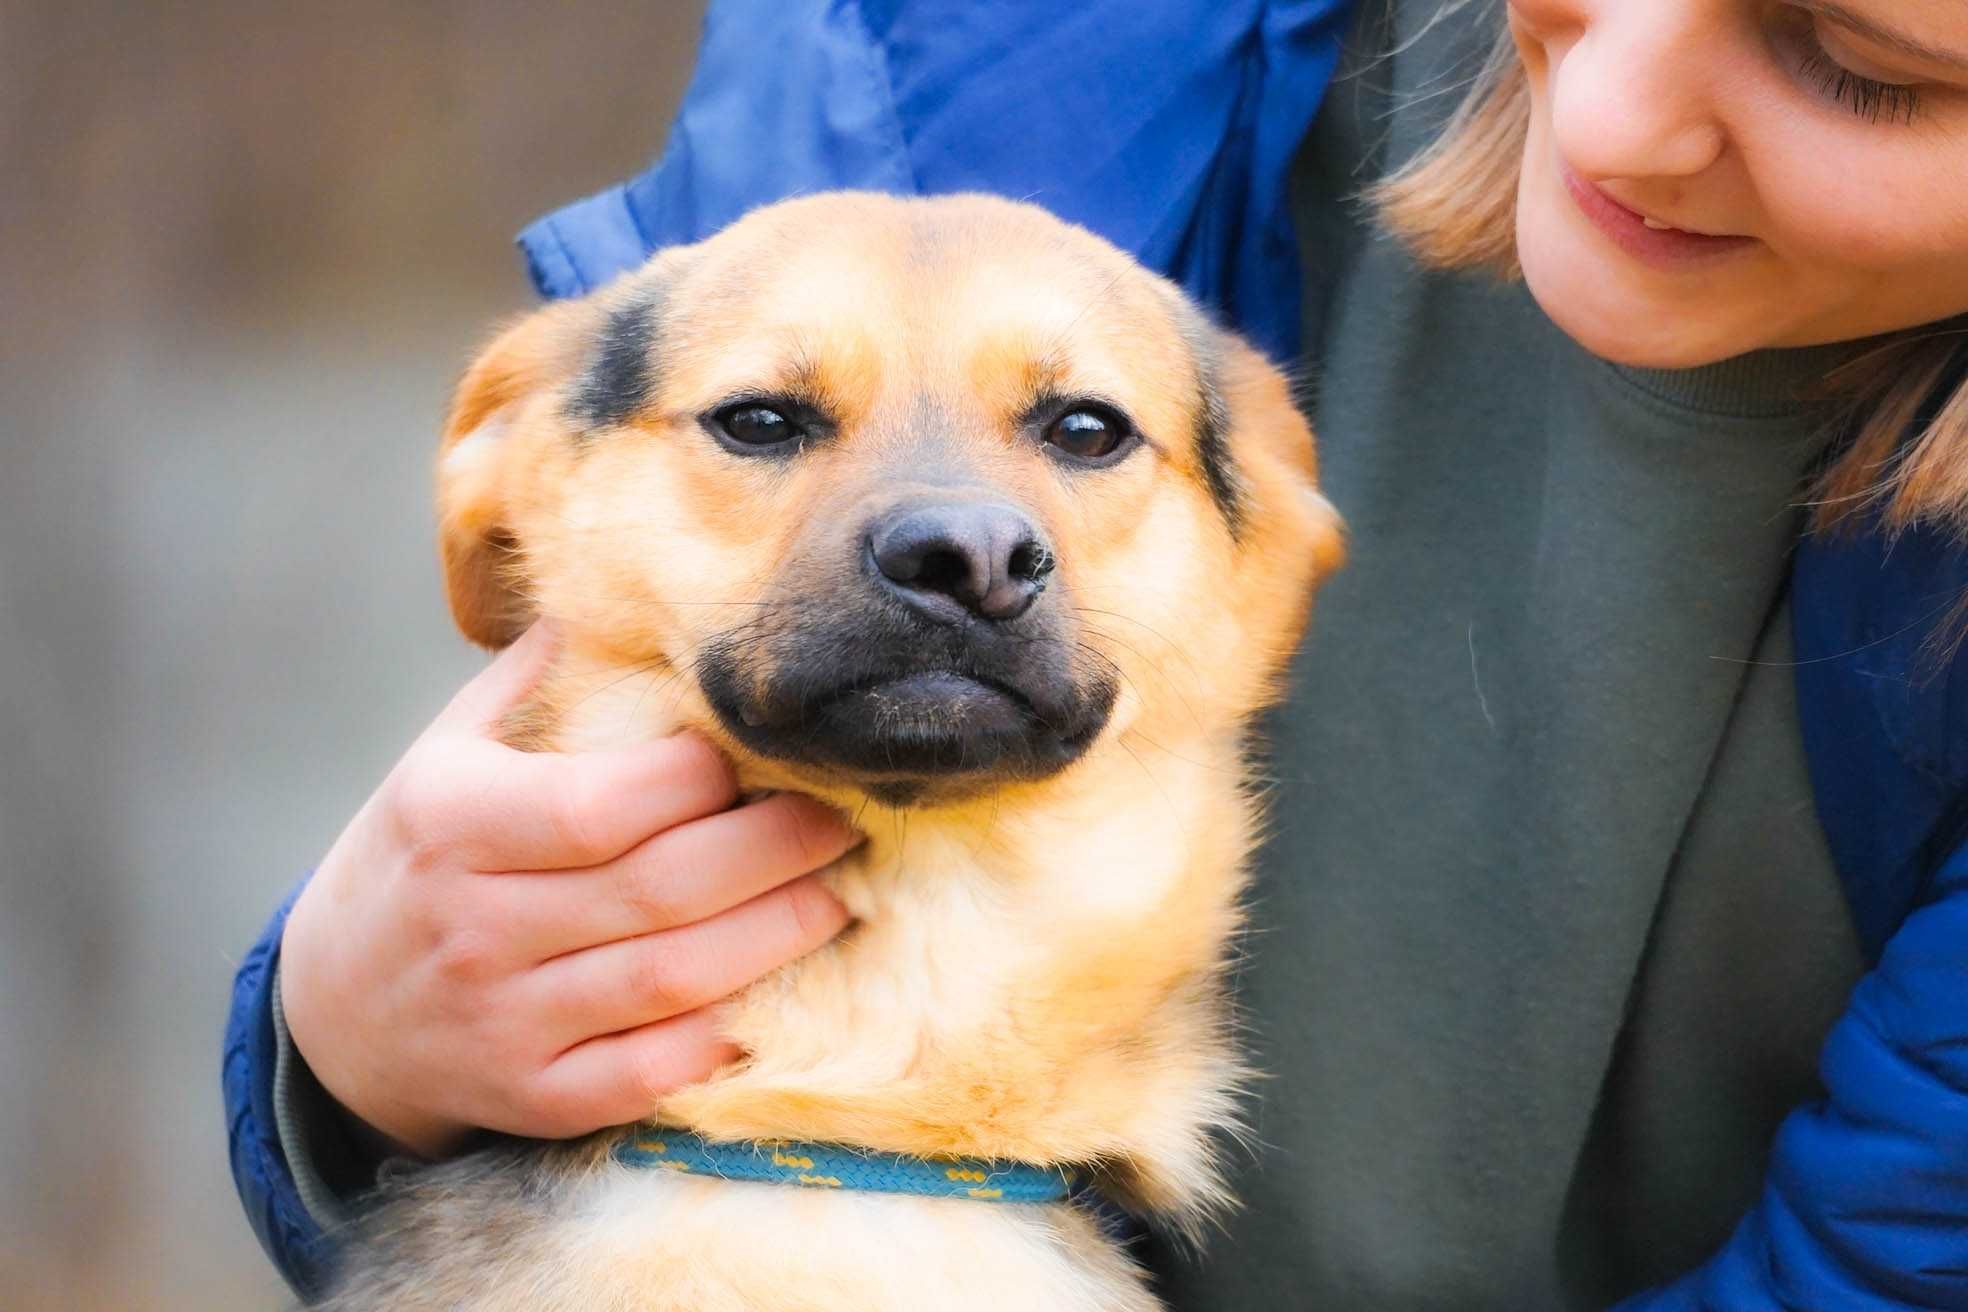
xmin=1754 ymin=145 xmax=1941 ymax=271
xmin=1858 ymin=165 xmax=1968 ymax=268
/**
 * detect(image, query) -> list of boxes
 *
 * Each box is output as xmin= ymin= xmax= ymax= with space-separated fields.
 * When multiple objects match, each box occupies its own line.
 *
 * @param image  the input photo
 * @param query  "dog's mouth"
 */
xmin=697 ymin=644 xmax=1114 ymax=805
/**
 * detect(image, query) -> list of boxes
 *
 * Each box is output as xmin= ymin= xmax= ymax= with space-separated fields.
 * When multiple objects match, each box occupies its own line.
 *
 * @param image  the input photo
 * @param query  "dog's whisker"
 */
xmin=1076 ymin=626 xmax=1207 ymax=733
xmin=563 ymin=656 xmax=671 ymax=716
xmin=623 ymin=659 xmax=673 ymax=731
xmin=583 ymin=596 xmax=785 ymax=609
xmin=1114 ymin=724 xmax=1257 ymax=779
xmin=545 ymin=606 xmax=796 ymax=733
xmin=1069 ymin=605 xmax=1204 ymax=673
xmin=1117 ymin=732 xmax=1172 ymax=807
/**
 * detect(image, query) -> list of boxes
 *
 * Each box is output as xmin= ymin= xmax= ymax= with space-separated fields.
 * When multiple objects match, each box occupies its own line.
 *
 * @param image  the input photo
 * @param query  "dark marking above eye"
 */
xmin=1159 ymin=292 xmax=1248 ymax=536
xmin=1194 ymin=364 xmax=1245 ymax=537
xmin=569 ymin=293 xmax=662 ymax=433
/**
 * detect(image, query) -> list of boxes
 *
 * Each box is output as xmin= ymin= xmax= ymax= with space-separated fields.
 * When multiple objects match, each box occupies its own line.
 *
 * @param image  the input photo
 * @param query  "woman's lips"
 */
xmin=1560 ymin=161 xmax=1758 ymax=269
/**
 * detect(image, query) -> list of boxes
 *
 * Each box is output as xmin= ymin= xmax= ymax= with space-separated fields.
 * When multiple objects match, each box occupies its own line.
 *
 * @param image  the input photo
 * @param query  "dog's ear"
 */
xmin=1154 ymin=286 xmax=1343 ymax=596
xmin=1205 ymin=333 xmax=1346 ymax=681
xmin=1216 ymin=338 xmax=1345 ymax=579
xmin=435 ymin=300 xmax=597 ymax=648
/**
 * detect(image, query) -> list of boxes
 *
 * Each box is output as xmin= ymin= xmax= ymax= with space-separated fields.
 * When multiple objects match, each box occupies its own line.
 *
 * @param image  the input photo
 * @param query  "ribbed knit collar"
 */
xmin=1607 ymin=340 xmax=1869 ymax=422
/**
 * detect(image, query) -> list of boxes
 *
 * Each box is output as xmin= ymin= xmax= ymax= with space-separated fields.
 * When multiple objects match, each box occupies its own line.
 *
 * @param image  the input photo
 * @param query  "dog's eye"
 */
xmin=713 ymin=403 xmax=801 ymax=448
xmin=1043 ymin=406 xmax=1133 ymax=463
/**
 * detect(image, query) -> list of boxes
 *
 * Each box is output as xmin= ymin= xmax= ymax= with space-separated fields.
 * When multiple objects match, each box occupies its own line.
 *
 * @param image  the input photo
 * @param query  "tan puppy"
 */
xmin=327 ymin=192 xmax=1343 ymax=1311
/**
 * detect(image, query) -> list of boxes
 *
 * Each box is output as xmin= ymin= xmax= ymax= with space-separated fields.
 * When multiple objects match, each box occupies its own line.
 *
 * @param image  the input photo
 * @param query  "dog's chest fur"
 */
xmin=333 ymin=1152 xmax=1164 ymax=1311
xmin=326 ymin=672 xmax=1254 ymax=1310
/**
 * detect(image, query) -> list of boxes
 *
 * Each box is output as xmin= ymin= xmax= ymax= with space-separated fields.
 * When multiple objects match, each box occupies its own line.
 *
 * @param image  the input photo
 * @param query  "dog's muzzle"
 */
xmin=697 ymin=497 xmax=1115 ymax=802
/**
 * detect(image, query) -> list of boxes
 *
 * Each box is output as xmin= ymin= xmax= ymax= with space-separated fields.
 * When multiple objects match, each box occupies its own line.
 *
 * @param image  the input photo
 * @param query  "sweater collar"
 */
xmin=1606 ymin=340 xmax=1869 ymax=422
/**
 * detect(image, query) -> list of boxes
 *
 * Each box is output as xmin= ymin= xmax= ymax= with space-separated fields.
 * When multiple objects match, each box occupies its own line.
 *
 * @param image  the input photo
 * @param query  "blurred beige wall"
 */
xmin=0 ymin=4 xmax=706 ymax=1306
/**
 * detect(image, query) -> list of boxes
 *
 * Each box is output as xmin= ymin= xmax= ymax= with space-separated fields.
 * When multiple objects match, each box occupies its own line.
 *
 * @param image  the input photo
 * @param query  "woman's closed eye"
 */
xmin=1775 ymin=4 xmax=1968 ymax=127
xmin=1787 ymin=18 xmax=1923 ymax=123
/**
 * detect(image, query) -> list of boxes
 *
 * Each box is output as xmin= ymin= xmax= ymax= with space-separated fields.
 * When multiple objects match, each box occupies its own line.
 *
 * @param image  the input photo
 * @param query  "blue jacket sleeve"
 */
xmin=518 ymin=0 xmax=1354 ymax=362
xmin=1616 ymin=838 xmax=1968 ymax=1311
xmin=224 ymin=879 xmax=335 ymax=1300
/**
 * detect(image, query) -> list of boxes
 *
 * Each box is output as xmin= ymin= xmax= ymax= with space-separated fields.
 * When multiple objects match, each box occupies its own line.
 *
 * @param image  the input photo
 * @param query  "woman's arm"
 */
xmin=1617 ymin=837 xmax=1968 ymax=1311
xmin=226 ymin=883 xmax=336 ymax=1299
xmin=224 ymin=627 xmax=857 ymax=1297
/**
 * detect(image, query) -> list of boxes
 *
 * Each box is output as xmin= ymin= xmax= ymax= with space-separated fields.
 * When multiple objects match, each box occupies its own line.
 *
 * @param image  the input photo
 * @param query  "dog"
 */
xmin=325 ymin=191 xmax=1344 ymax=1311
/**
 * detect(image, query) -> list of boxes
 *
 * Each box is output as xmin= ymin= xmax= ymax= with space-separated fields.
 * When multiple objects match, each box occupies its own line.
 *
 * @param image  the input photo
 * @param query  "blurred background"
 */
xmin=0 ymin=4 xmax=706 ymax=1305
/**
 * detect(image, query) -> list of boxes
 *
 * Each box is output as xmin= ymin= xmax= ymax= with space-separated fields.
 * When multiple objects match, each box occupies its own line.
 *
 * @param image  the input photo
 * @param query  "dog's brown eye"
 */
xmin=715 ymin=403 xmax=799 ymax=447
xmin=1043 ymin=407 xmax=1132 ymax=462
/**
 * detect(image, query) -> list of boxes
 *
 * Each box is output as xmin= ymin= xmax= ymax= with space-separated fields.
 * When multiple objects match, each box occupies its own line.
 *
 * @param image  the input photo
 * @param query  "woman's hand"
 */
xmin=278 ymin=622 xmax=858 ymax=1160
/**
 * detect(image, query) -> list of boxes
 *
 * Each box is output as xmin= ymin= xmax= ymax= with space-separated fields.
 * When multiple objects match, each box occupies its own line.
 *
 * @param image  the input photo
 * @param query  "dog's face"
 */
xmin=438 ymin=194 xmax=1341 ymax=805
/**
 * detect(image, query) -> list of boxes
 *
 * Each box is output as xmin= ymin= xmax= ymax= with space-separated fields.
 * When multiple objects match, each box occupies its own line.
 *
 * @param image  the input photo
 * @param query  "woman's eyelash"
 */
xmin=1796 ymin=43 xmax=1922 ymax=125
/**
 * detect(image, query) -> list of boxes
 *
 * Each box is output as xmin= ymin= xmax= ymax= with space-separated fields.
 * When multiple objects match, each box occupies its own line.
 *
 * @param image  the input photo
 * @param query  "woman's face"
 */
xmin=1509 ymin=0 xmax=1968 ymax=367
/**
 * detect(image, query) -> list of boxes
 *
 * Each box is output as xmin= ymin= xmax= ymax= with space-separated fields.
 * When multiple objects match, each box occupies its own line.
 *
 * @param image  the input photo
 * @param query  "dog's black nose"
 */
xmin=869 ymin=502 xmax=1054 ymax=623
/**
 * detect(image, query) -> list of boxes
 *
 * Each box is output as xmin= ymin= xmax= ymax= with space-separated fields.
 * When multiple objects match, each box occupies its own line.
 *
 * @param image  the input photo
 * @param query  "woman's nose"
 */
xmin=1547 ymin=8 xmax=1727 ymax=182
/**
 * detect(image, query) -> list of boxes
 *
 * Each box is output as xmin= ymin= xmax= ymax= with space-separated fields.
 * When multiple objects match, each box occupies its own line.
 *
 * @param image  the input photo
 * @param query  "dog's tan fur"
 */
xmin=327 ymin=193 xmax=1342 ymax=1310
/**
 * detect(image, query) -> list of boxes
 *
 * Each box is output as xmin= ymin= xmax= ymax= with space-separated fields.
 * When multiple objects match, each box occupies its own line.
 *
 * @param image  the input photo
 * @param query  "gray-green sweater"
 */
xmin=1150 ymin=6 xmax=1862 ymax=1309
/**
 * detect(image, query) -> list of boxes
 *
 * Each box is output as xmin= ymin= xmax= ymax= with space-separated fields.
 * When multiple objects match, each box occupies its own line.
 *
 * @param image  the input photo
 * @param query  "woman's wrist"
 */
xmin=276 ymin=947 xmax=471 ymax=1164
xmin=270 ymin=961 xmax=412 ymax=1223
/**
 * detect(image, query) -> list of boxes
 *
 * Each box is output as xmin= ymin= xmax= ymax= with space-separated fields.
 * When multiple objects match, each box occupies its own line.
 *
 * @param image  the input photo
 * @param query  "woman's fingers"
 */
xmin=529 ymin=873 xmax=850 ymax=1042
xmin=287 ymin=618 xmax=854 ymax=1155
xmin=431 ymin=619 xmax=562 ymax=736
xmin=411 ymin=620 xmax=744 ymax=872
xmin=500 ymin=791 xmax=861 ymax=959
xmin=528 ymin=1009 xmax=742 ymax=1137
xmin=394 ymin=729 xmax=743 ymax=872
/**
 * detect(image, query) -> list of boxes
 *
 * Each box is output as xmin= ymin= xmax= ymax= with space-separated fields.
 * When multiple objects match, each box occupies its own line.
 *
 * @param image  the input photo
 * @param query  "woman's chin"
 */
xmin=1549 ymin=309 xmax=1740 ymax=370
xmin=1517 ymin=209 xmax=1773 ymax=371
xmin=1522 ymin=262 xmax=1757 ymax=371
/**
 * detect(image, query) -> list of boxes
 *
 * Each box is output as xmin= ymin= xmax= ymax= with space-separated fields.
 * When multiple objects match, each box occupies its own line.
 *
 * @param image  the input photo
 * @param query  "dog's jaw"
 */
xmin=689 ymin=578 xmax=1122 ymax=805
xmin=697 ymin=654 xmax=1119 ymax=806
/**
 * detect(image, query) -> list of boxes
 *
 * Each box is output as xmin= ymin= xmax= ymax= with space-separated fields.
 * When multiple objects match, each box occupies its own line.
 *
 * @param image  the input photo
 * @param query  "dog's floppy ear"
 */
xmin=435 ymin=299 xmax=597 ymax=648
xmin=1205 ymin=332 xmax=1347 ymax=682
xmin=1154 ymin=286 xmax=1343 ymax=596
xmin=1216 ymin=337 xmax=1345 ymax=579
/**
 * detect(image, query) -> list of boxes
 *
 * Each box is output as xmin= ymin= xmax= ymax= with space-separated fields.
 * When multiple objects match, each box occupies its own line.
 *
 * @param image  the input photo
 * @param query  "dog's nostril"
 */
xmin=911 ymin=544 xmax=978 ymax=597
xmin=1007 ymin=540 xmax=1052 ymax=584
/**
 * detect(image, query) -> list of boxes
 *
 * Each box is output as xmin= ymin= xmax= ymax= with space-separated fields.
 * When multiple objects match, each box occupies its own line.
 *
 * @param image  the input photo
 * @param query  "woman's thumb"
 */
xmin=433 ymin=619 xmax=560 ymax=738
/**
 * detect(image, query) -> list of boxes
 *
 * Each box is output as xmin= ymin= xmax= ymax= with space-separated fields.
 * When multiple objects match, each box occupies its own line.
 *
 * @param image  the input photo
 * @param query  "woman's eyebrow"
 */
xmin=1796 ymin=0 xmax=1968 ymax=72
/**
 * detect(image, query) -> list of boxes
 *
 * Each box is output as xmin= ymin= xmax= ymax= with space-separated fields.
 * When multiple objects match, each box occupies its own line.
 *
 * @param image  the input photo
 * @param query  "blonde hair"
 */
xmin=1371 ymin=15 xmax=1968 ymax=537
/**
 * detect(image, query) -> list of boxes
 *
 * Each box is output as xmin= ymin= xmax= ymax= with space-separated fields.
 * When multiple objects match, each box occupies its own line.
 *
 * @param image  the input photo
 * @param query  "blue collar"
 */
xmin=612 ymin=1130 xmax=1077 ymax=1203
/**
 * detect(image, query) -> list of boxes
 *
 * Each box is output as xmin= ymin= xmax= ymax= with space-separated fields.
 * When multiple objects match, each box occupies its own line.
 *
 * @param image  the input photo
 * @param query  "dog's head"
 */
xmin=437 ymin=193 xmax=1341 ymax=806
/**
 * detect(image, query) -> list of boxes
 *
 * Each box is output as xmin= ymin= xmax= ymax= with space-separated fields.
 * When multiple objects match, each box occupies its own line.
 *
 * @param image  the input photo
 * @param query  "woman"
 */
xmin=227 ymin=1 xmax=1968 ymax=1306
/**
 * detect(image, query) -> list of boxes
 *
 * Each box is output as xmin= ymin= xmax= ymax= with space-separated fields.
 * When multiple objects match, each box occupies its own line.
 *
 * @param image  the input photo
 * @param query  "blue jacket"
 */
xmin=225 ymin=2 xmax=1968 ymax=1305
